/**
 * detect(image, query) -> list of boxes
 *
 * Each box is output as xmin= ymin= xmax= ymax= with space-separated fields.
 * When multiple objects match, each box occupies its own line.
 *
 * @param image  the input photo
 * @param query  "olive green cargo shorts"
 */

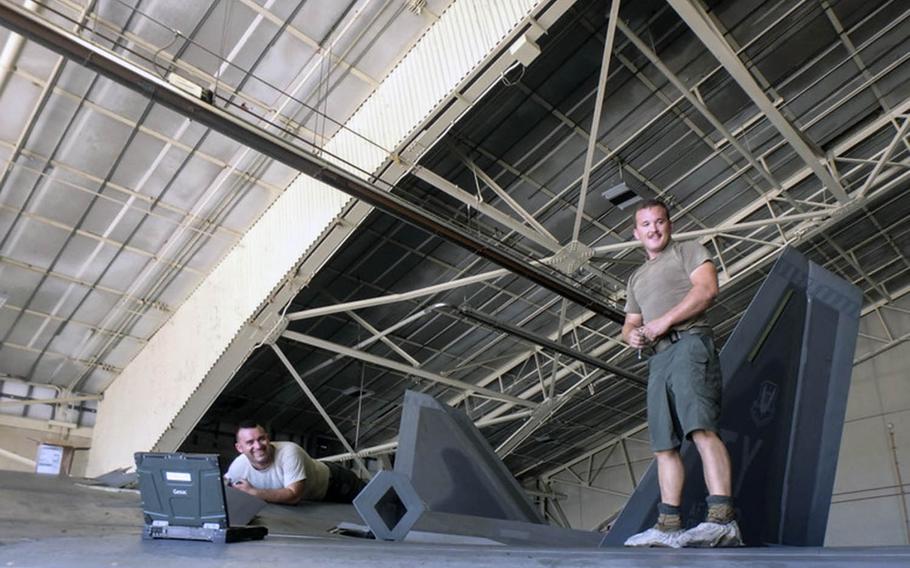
xmin=647 ymin=333 xmax=722 ymax=452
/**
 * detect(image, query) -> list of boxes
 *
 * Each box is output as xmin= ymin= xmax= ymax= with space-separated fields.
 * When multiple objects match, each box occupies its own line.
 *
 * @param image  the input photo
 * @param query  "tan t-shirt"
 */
xmin=226 ymin=441 xmax=331 ymax=501
xmin=625 ymin=239 xmax=713 ymax=331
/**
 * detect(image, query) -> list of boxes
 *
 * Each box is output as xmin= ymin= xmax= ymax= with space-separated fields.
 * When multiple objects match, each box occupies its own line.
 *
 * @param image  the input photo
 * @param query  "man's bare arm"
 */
xmin=641 ymin=261 xmax=718 ymax=342
xmin=231 ymin=479 xmax=306 ymax=505
xmin=623 ymin=312 xmax=646 ymax=348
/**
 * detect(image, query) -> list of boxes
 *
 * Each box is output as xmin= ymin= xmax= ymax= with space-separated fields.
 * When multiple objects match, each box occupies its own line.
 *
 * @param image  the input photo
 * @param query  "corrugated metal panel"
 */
xmin=330 ymin=0 xmax=538 ymax=174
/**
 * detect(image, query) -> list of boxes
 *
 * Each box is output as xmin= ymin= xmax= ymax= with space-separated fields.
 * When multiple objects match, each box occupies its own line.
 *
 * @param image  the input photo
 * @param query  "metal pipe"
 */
xmin=319 ymin=441 xmax=398 ymax=463
xmin=0 ymin=0 xmax=624 ymax=324
xmin=476 ymin=409 xmax=535 ymax=427
xmin=431 ymin=304 xmax=645 ymax=387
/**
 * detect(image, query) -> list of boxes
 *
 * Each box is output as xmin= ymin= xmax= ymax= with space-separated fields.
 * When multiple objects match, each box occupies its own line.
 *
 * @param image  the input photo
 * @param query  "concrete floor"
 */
xmin=2 ymin=470 xmax=910 ymax=567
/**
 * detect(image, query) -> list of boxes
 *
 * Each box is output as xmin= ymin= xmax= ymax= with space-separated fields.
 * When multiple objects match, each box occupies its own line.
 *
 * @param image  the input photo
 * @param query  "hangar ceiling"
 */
xmin=0 ymin=0 xmax=457 ymax=419
xmin=1 ymin=0 xmax=909 ymax=483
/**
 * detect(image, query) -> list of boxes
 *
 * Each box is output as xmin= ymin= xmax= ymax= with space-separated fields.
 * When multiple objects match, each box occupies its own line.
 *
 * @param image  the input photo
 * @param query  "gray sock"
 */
xmin=706 ymin=495 xmax=735 ymax=523
xmin=656 ymin=502 xmax=682 ymax=531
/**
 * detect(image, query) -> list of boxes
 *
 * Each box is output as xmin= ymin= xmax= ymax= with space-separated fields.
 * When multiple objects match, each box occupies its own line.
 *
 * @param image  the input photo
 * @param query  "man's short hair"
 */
xmin=236 ymin=419 xmax=264 ymax=437
xmin=634 ymin=198 xmax=670 ymax=219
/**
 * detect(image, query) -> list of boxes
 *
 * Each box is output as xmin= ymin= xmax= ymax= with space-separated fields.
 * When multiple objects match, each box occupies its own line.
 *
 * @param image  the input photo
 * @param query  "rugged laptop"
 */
xmin=135 ymin=452 xmax=268 ymax=543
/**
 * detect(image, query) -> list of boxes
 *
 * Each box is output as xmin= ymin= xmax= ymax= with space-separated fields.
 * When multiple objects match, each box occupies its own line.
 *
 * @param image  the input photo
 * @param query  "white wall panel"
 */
xmin=828 ymin=304 xmax=910 ymax=545
xmin=551 ymin=434 xmax=651 ymax=530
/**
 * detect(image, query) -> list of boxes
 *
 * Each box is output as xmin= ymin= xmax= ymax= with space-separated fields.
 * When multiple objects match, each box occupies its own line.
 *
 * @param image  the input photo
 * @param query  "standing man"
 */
xmin=226 ymin=420 xmax=365 ymax=505
xmin=621 ymin=199 xmax=742 ymax=548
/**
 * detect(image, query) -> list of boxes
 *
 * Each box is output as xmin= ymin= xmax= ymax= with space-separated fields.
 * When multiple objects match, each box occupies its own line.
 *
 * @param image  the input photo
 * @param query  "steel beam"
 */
xmin=0 ymin=446 xmax=35 ymax=467
xmin=620 ymin=438 xmax=636 ymax=489
xmin=490 ymin=29 xmax=908 ymax=484
xmin=547 ymin=478 xmax=630 ymax=498
xmin=0 ymin=203 xmax=202 ymax=276
xmin=270 ymin=343 xmax=370 ymax=477
xmin=286 ymin=269 xmax=508 ymax=321
xmin=410 ymin=166 xmax=561 ymax=251
xmin=494 ymin=365 xmax=609 ymax=458
xmin=540 ymin=422 xmax=648 ymax=479
xmin=668 ymin=0 xmax=848 ymax=202
xmin=319 ymin=409 xmax=534 ymax=463
xmin=0 ymin=71 xmax=282 ymax=199
xmin=721 ymin=162 xmax=910 ymax=288
xmin=342 ymin=308 xmax=420 ymax=366
xmin=0 ymin=339 xmax=122 ymax=374
xmin=462 ymin=154 xmax=557 ymax=243
xmin=617 ymin=19 xmax=785 ymax=195
xmin=0 ymin=0 xmax=623 ymax=323
xmin=281 ymin=310 xmax=433 ymax=401
xmin=280 ymin=330 xmax=538 ymax=409
xmin=571 ymin=0 xmax=621 ymax=242
xmin=0 ymin=301 xmax=146 ymax=345
xmin=0 ymin=394 xmax=101 ymax=407
xmin=857 ymin=117 xmax=910 ymax=198
xmin=0 ymin=141 xmax=246 ymax=240
xmin=678 ymin=100 xmax=910 ymax=286
xmin=0 ymin=412 xmax=92 ymax=437
xmin=592 ymin=211 xmax=833 ymax=255
xmin=235 ymin=0 xmax=378 ymax=89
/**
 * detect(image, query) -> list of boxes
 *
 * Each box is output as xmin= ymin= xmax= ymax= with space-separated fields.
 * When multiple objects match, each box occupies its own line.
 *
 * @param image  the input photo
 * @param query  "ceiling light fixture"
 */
xmin=602 ymin=181 xmax=642 ymax=210
xmin=341 ymin=386 xmax=374 ymax=398
xmin=509 ymin=34 xmax=541 ymax=67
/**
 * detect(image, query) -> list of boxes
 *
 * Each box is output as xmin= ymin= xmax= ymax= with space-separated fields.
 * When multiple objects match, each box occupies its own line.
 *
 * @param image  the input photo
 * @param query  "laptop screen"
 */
xmin=135 ymin=452 xmax=229 ymax=529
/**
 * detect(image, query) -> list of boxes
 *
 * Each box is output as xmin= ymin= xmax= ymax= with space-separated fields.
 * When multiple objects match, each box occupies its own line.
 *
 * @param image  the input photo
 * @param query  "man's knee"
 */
xmin=654 ymin=448 xmax=680 ymax=462
xmin=690 ymin=429 xmax=720 ymax=445
xmin=691 ymin=430 xmax=731 ymax=462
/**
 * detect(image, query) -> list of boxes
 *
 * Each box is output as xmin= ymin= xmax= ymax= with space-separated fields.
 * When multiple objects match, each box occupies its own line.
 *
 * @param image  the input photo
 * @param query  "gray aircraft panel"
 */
xmin=394 ymin=390 xmax=544 ymax=524
xmin=602 ymin=247 xmax=862 ymax=546
xmin=354 ymin=392 xmax=606 ymax=544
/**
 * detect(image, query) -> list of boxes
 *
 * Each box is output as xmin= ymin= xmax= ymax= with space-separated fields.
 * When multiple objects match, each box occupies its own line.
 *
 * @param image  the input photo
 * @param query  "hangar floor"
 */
xmin=2 ymin=470 xmax=909 ymax=568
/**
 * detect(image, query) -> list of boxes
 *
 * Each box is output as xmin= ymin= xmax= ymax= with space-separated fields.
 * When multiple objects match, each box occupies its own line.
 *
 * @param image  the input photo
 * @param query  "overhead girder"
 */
xmin=667 ymin=0 xmax=849 ymax=203
xmin=280 ymin=329 xmax=539 ymax=409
